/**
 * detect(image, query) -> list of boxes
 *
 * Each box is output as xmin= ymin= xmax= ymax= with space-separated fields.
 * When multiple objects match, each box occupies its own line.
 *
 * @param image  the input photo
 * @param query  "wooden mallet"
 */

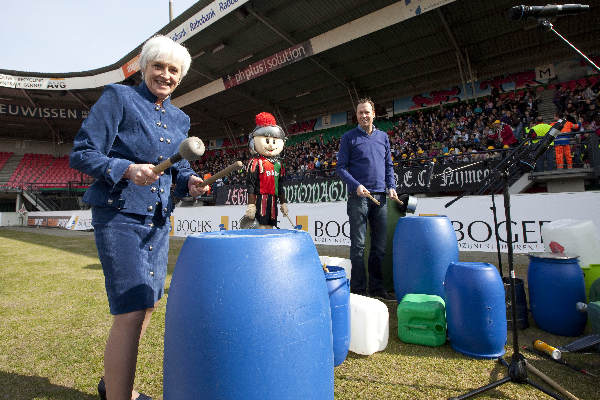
xmin=195 ymin=161 xmax=243 ymax=187
xmin=365 ymin=192 xmax=380 ymax=206
xmin=283 ymin=212 xmax=295 ymax=228
xmin=152 ymin=136 xmax=205 ymax=174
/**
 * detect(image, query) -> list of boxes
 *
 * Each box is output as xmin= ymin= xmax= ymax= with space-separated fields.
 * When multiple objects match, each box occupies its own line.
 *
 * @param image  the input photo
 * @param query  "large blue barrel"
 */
xmin=528 ymin=253 xmax=587 ymax=336
xmin=325 ymin=266 xmax=350 ymax=366
xmin=164 ymin=229 xmax=334 ymax=400
xmin=393 ymin=216 xmax=458 ymax=302
xmin=445 ymin=262 xmax=507 ymax=359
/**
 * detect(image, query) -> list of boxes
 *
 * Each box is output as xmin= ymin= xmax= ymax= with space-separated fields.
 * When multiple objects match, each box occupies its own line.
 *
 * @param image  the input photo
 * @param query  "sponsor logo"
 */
xmin=296 ymin=215 xmax=308 ymax=232
xmin=220 ymin=215 xmax=229 ymax=230
xmin=46 ymin=78 xmax=67 ymax=89
xmin=122 ymin=55 xmax=140 ymax=78
xmin=175 ymin=218 xmax=213 ymax=234
xmin=223 ymin=41 xmax=313 ymax=89
xmin=312 ymin=218 xmax=350 ymax=244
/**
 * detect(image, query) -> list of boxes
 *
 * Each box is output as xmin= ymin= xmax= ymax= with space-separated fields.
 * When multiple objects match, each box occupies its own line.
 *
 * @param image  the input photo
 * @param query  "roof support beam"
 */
xmin=67 ymin=90 xmax=90 ymax=111
xmin=246 ymin=5 xmax=350 ymax=91
xmin=436 ymin=8 xmax=481 ymax=99
xmin=21 ymin=89 xmax=58 ymax=143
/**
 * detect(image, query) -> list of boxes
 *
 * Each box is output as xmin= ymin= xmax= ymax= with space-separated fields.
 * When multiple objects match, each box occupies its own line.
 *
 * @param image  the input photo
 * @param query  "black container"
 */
xmin=503 ymin=277 xmax=529 ymax=330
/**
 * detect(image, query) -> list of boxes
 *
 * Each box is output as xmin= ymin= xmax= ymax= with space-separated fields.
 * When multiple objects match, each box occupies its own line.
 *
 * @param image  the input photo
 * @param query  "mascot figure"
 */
xmin=244 ymin=112 xmax=288 ymax=229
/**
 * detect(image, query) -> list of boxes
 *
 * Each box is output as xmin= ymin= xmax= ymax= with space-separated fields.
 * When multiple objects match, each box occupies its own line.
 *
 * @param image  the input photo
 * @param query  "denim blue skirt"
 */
xmin=92 ymin=206 xmax=170 ymax=315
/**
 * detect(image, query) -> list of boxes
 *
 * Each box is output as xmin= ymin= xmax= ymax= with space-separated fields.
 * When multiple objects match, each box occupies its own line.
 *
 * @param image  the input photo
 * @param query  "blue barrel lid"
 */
xmin=528 ymin=251 xmax=579 ymax=261
xmin=324 ymin=265 xmax=347 ymax=280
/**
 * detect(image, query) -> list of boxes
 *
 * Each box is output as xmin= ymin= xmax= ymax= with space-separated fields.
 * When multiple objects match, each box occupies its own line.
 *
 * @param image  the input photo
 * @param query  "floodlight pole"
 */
xmin=169 ymin=0 xmax=174 ymax=22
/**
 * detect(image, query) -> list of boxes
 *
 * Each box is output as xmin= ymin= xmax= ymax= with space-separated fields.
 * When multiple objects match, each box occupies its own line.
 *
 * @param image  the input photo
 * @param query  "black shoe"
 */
xmin=370 ymin=290 xmax=396 ymax=301
xmin=135 ymin=394 xmax=152 ymax=400
xmin=351 ymin=290 xmax=367 ymax=296
xmin=98 ymin=377 xmax=106 ymax=400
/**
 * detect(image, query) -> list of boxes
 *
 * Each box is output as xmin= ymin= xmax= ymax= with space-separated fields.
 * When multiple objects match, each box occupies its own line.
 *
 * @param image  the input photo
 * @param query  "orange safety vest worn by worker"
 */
xmin=550 ymin=121 xmax=578 ymax=169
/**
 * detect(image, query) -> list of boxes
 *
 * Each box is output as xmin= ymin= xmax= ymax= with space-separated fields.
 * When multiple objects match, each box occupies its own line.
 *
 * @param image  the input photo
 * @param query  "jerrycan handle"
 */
xmin=407 ymin=324 xmax=428 ymax=330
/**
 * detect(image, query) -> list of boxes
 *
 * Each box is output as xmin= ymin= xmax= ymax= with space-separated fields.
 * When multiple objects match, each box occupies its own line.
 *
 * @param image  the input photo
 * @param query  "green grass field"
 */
xmin=0 ymin=227 xmax=598 ymax=399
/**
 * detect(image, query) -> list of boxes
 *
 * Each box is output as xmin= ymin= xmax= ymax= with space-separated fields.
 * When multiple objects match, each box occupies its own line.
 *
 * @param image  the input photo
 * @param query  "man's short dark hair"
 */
xmin=356 ymin=98 xmax=375 ymax=112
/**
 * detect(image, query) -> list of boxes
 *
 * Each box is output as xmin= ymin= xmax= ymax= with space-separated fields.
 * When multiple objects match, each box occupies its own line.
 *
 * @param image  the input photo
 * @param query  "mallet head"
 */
xmin=179 ymin=136 xmax=205 ymax=162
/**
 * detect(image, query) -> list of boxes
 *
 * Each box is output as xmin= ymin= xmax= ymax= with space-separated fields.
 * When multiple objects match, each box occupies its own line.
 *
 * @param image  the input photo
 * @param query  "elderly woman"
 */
xmin=70 ymin=35 xmax=207 ymax=400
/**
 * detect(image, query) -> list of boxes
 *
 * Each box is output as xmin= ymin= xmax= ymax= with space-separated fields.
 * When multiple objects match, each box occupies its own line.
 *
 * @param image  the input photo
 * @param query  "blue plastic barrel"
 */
xmin=324 ymin=266 xmax=350 ymax=366
xmin=445 ymin=262 xmax=507 ymax=359
xmin=164 ymin=229 xmax=334 ymax=400
xmin=528 ymin=253 xmax=586 ymax=336
xmin=393 ymin=216 xmax=458 ymax=302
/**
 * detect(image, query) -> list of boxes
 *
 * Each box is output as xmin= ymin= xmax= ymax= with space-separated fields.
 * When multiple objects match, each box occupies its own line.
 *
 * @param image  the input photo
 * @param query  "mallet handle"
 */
xmin=284 ymin=212 xmax=295 ymax=227
xmin=197 ymin=161 xmax=243 ymax=187
xmin=390 ymin=197 xmax=404 ymax=206
xmin=365 ymin=192 xmax=380 ymax=206
xmin=526 ymin=361 xmax=580 ymax=400
xmin=152 ymin=153 xmax=183 ymax=174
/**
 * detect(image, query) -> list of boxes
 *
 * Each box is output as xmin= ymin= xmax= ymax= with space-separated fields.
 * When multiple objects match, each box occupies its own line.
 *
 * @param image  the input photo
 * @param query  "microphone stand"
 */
xmin=537 ymin=18 xmax=600 ymax=73
xmin=444 ymin=13 xmax=596 ymax=396
xmin=445 ymin=143 xmax=579 ymax=400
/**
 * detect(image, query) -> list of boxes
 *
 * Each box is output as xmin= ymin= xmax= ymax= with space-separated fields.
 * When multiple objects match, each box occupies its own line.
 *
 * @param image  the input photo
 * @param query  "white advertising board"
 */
xmin=27 ymin=192 xmax=600 ymax=254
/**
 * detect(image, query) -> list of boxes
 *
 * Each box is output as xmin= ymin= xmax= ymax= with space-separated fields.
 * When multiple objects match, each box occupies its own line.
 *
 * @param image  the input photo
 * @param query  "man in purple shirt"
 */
xmin=336 ymin=98 xmax=398 ymax=300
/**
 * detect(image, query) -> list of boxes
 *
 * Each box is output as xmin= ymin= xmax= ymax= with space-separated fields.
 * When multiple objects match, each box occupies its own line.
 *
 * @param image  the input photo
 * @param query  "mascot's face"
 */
xmin=254 ymin=135 xmax=284 ymax=158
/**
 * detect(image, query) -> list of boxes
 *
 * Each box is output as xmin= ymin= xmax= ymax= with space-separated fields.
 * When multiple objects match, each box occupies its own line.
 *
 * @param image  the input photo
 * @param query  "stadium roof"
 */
xmin=1 ymin=0 xmax=598 ymax=146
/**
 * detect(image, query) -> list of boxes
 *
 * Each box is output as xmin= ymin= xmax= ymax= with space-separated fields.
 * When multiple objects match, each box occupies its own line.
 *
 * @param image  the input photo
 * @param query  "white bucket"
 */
xmin=348 ymin=293 xmax=389 ymax=355
xmin=541 ymin=219 xmax=600 ymax=268
xmin=319 ymin=256 xmax=352 ymax=281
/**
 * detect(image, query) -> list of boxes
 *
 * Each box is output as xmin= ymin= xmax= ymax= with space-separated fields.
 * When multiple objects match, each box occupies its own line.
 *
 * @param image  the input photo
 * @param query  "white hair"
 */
xmin=139 ymin=35 xmax=192 ymax=80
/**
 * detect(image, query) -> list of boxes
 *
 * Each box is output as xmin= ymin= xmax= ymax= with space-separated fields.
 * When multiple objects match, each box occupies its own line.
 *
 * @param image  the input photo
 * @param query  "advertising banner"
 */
xmin=223 ymin=41 xmax=314 ymax=89
xmin=213 ymin=160 xmax=499 ymax=205
xmin=172 ymin=191 xmax=600 ymax=253
xmin=25 ymin=192 xmax=600 ymax=253
xmin=166 ymin=0 xmax=250 ymax=44
xmin=0 ymin=103 xmax=88 ymax=119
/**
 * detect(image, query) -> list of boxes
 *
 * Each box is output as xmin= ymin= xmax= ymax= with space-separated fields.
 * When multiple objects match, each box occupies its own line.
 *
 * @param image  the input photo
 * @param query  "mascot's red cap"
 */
xmin=250 ymin=112 xmax=285 ymax=140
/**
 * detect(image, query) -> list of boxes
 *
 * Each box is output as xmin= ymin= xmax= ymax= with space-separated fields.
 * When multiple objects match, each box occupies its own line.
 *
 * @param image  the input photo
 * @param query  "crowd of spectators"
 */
xmin=192 ymin=77 xmax=600 ymax=188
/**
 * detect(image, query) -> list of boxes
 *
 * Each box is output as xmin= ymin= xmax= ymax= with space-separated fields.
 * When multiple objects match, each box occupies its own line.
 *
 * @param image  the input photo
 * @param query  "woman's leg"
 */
xmin=104 ymin=307 xmax=153 ymax=400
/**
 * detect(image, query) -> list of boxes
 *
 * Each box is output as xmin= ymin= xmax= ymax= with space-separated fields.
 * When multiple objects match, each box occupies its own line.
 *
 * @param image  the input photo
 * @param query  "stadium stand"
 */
xmin=7 ymin=153 xmax=91 ymax=190
xmin=0 ymin=152 xmax=13 ymax=172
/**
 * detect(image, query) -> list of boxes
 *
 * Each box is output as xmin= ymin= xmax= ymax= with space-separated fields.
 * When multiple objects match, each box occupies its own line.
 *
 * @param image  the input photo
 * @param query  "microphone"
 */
xmin=520 ymin=119 xmax=566 ymax=170
xmin=508 ymin=4 xmax=590 ymax=20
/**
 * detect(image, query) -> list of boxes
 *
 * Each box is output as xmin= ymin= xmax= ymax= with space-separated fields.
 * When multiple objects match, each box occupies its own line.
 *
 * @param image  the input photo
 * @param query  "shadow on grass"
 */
xmin=0 ymin=228 xmax=98 ymax=258
xmin=0 ymin=371 xmax=97 ymax=400
xmin=335 ymin=372 xmax=459 ymax=392
xmin=83 ymin=263 xmax=102 ymax=270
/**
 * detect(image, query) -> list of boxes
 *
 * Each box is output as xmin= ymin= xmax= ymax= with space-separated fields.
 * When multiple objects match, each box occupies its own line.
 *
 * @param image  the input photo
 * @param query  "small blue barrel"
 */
xmin=164 ymin=229 xmax=334 ymax=400
xmin=393 ymin=216 xmax=458 ymax=302
xmin=324 ymin=266 xmax=350 ymax=367
xmin=445 ymin=262 xmax=507 ymax=359
xmin=528 ymin=253 xmax=587 ymax=336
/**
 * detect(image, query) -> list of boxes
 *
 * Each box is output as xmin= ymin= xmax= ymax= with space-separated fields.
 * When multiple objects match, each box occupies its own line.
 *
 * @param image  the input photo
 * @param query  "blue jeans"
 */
xmin=347 ymin=192 xmax=387 ymax=294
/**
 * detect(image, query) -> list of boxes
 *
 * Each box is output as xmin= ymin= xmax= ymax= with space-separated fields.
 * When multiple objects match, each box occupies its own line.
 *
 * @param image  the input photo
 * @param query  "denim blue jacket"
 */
xmin=69 ymin=81 xmax=196 ymax=217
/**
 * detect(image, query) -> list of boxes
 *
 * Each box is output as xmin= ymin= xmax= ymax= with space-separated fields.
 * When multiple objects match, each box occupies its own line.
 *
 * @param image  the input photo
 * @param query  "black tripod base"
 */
xmin=449 ymin=354 xmax=568 ymax=400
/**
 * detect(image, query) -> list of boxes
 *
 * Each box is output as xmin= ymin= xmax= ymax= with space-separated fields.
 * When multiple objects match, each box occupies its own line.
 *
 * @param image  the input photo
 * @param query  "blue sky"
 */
xmin=2 ymin=0 xmax=199 ymax=73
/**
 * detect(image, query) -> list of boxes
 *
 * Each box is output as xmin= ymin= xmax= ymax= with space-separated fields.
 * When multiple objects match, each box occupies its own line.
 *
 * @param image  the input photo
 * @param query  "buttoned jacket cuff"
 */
xmin=106 ymin=159 xmax=133 ymax=187
xmin=173 ymin=171 xmax=197 ymax=198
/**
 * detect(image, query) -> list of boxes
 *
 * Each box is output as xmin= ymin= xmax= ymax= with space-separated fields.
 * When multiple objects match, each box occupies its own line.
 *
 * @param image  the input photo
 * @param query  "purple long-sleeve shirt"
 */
xmin=336 ymin=125 xmax=396 ymax=193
